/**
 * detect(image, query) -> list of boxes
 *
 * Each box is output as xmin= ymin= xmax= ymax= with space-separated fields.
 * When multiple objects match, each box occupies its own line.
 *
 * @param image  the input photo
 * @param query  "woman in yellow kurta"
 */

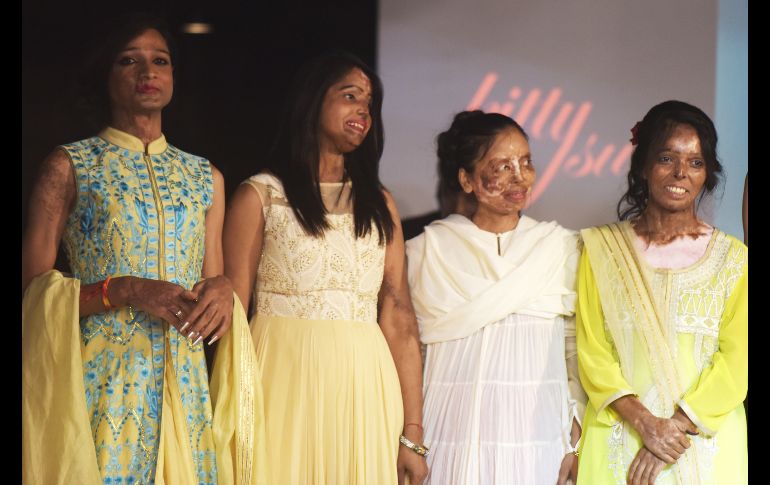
xmin=22 ymin=14 xmax=266 ymax=485
xmin=576 ymin=100 xmax=747 ymax=485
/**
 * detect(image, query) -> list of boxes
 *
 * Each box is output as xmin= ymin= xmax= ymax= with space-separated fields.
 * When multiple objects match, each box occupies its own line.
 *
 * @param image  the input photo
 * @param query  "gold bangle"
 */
xmin=101 ymin=276 xmax=116 ymax=310
xmin=399 ymin=434 xmax=430 ymax=457
xmin=566 ymin=442 xmax=579 ymax=457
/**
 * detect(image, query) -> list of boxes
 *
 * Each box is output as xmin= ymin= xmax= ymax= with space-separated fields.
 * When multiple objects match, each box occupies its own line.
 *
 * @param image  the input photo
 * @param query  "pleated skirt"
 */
xmin=250 ymin=314 xmax=404 ymax=484
xmin=422 ymin=313 xmax=574 ymax=484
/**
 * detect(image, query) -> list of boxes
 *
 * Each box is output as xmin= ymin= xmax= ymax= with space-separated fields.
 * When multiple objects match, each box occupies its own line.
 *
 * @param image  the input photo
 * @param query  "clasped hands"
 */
xmin=130 ymin=275 xmax=234 ymax=345
xmin=627 ymin=409 xmax=698 ymax=485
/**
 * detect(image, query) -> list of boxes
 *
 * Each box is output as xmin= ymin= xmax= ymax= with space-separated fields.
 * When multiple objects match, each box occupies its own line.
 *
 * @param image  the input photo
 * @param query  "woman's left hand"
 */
xmin=397 ymin=446 xmax=429 ymax=485
xmin=182 ymin=275 xmax=234 ymax=345
xmin=627 ymin=446 xmax=667 ymax=485
xmin=556 ymin=452 xmax=578 ymax=485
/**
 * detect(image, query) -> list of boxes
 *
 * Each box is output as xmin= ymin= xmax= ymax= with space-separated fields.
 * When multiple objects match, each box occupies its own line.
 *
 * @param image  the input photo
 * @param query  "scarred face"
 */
xmin=459 ymin=128 xmax=535 ymax=216
xmin=108 ymin=28 xmax=173 ymax=117
xmin=644 ymin=123 xmax=707 ymax=214
xmin=318 ymin=67 xmax=372 ymax=154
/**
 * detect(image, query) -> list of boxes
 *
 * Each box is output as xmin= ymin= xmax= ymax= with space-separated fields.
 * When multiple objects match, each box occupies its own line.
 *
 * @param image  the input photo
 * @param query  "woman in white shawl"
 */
xmin=406 ymin=110 xmax=586 ymax=485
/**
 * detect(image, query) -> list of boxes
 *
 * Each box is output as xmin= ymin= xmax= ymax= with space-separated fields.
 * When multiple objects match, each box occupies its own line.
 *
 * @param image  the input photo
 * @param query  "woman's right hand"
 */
xmin=627 ymin=446 xmax=667 ymax=485
xmin=112 ymin=276 xmax=198 ymax=334
xmin=611 ymin=395 xmax=690 ymax=464
xmin=636 ymin=415 xmax=691 ymax=464
xmin=556 ymin=452 xmax=578 ymax=485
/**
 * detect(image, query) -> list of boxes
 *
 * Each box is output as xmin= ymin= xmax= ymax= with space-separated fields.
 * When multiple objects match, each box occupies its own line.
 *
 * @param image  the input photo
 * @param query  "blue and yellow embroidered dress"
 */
xmin=22 ymin=128 xmax=267 ymax=485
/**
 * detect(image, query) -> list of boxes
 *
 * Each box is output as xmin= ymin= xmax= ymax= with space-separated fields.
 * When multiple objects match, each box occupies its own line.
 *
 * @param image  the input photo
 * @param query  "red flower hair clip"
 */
xmin=629 ymin=121 xmax=641 ymax=146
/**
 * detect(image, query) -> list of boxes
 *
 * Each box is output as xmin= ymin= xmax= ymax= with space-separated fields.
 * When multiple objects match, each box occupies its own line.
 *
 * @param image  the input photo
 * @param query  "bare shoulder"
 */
xmin=40 ymin=148 xmax=75 ymax=182
xmin=207 ymin=163 xmax=226 ymax=199
xmin=33 ymin=148 xmax=76 ymax=207
xmin=229 ymin=180 xmax=265 ymax=212
xmin=209 ymin=163 xmax=224 ymax=180
xmin=381 ymin=187 xmax=401 ymax=218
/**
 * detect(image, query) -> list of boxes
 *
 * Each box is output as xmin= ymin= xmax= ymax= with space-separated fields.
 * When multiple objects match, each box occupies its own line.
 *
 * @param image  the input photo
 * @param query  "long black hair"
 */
xmin=617 ymin=100 xmax=723 ymax=220
xmin=437 ymin=110 xmax=528 ymax=194
xmin=78 ymin=13 xmax=177 ymax=130
xmin=265 ymin=50 xmax=394 ymax=244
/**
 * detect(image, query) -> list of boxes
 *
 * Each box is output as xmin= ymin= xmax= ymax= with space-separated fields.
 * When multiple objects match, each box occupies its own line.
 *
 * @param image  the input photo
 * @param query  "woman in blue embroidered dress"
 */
xmin=21 ymin=14 xmax=254 ymax=484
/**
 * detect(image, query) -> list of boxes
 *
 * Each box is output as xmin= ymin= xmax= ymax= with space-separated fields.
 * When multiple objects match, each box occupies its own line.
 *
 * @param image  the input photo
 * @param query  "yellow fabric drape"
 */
xmin=575 ymin=249 xmax=635 ymax=427
xmin=210 ymin=296 xmax=268 ymax=485
xmin=22 ymin=270 xmax=267 ymax=484
xmin=22 ymin=270 xmax=102 ymax=485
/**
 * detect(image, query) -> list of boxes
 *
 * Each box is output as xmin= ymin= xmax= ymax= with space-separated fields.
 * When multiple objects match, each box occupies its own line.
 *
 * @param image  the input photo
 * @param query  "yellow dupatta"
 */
xmin=581 ymin=223 xmax=700 ymax=484
xmin=22 ymin=270 xmax=267 ymax=484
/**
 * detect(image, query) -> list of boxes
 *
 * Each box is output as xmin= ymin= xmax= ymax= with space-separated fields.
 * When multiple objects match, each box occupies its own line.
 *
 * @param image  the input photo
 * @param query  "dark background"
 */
xmin=22 ymin=0 xmax=378 ymax=235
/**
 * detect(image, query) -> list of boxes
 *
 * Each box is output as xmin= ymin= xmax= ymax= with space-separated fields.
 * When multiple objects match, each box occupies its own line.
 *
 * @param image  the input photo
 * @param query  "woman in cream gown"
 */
xmin=224 ymin=51 xmax=428 ymax=485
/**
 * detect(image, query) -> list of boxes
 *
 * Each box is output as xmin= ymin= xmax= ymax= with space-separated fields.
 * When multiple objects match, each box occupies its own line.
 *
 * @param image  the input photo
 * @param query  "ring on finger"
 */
xmin=174 ymin=309 xmax=183 ymax=319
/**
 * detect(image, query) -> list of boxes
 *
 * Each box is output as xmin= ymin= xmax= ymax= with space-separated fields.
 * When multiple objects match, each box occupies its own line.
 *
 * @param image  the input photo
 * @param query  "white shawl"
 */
xmin=406 ymin=214 xmax=580 ymax=344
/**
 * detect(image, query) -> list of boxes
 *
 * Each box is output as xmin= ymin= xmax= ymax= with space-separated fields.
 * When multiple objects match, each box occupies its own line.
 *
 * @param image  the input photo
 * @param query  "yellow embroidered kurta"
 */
xmin=22 ymin=271 xmax=266 ymax=485
xmin=22 ymin=127 xmax=267 ymax=485
xmin=576 ymin=223 xmax=747 ymax=484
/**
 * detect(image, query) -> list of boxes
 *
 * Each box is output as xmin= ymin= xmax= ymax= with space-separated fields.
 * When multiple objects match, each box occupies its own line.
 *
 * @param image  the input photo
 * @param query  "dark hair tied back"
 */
xmin=437 ymin=110 xmax=527 ymax=194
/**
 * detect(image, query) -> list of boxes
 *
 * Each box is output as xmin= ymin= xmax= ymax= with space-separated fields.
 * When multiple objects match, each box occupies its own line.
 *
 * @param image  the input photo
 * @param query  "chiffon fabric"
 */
xmin=407 ymin=214 xmax=586 ymax=484
xmin=22 ymin=271 xmax=267 ymax=485
xmin=244 ymin=173 xmax=404 ymax=484
xmin=576 ymin=222 xmax=747 ymax=484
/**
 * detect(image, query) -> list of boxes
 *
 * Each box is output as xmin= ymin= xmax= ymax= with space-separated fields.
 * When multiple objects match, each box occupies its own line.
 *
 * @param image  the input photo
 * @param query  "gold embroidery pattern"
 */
xmin=60 ymin=135 xmax=218 ymax=482
xmin=239 ymin=315 xmax=255 ymax=482
xmin=252 ymin=175 xmax=385 ymax=323
xmin=101 ymin=218 xmax=147 ymax=276
xmin=94 ymin=407 xmax=152 ymax=457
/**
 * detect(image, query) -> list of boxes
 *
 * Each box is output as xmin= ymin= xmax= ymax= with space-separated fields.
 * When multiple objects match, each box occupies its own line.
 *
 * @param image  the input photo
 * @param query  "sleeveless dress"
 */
xmin=244 ymin=173 xmax=404 ymax=484
xmin=61 ymin=127 xmax=217 ymax=484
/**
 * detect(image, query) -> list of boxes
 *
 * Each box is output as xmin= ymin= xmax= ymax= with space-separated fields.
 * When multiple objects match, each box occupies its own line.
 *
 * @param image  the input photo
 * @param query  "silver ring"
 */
xmin=174 ymin=309 xmax=183 ymax=319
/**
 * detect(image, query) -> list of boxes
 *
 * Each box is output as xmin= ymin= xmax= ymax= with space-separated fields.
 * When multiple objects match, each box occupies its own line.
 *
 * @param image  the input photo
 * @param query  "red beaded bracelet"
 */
xmin=404 ymin=422 xmax=424 ymax=432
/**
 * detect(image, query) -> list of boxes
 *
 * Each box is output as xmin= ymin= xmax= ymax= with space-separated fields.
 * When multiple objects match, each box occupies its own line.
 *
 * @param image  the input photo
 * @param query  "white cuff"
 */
xmin=568 ymin=399 xmax=583 ymax=428
xmin=597 ymin=390 xmax=636 ymax=417
xmin=678 ymin=400 xmax=716 ymax=437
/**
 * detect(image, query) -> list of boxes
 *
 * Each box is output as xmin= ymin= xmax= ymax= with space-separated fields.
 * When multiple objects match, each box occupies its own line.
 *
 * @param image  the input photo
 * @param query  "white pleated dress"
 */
xmin=423 ymin=312 xmax=577 ymax=484
xmin=407 ymin=215 xmax=586 ymax=485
